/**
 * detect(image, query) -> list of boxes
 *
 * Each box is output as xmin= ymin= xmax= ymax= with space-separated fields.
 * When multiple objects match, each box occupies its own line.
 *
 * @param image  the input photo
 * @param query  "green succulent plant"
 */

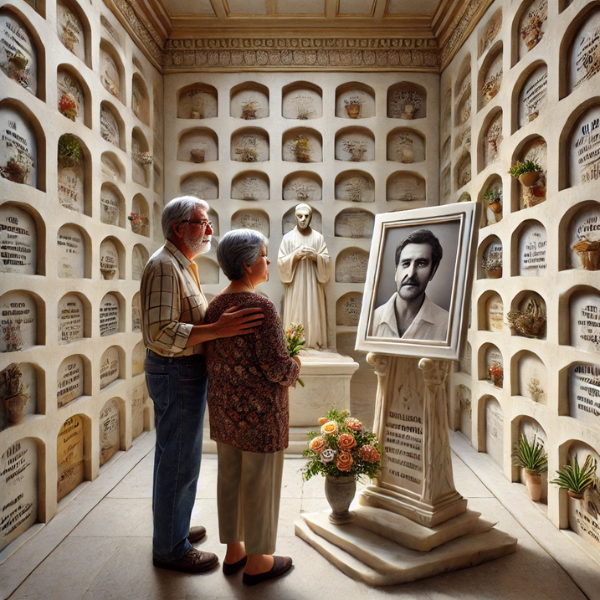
xmin=512 ymin=434 xmax=548 ymax=475
xmin=550 ymin=454 xmax=597 ymax=495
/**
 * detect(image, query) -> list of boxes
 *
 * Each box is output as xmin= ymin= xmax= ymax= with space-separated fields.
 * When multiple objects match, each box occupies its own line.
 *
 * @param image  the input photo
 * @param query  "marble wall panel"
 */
xmin=57 ymin=415 xmax=84 ymax=501
xmin=0 ymin=107 xmax=37 ymax=187
xmin=335 ymin=171 xmax=374 ymax=202
xmin=485 ymin=398 xmax=504 ymax=467
xmin=570 ymin=292 xmax=600 ymax=353
xmin=195 ymin=257 xmax=219 ymax=285
xmin=518 ymin=222 xmax=547 ymax=276
xmin=57 ymin=294 xmax=84 ymax=345
xmin=101 ymin=154 xmax=122 ymax=182
xmin=485 ymin=293 xmax=504 ymax=332
xmin=100 ymin=185 xmax=121 ymax=226
xmin=518 ymin=64 xmax=547 ymax=127
xmin=100 ymin=48 xmax=120 ymax=99
xmin=99 ymin=346 xmax=119 ymax=389
xmin=178 ymin=87 xmax=218 ymax=119
xmin=0 ymin=205 xmax=36 ymax=274
xmin=569 ymin=363 xmax=600 ymax=430
xmin=570 ymin=10 xmax=600 ymax=92
xmin=283 ymin=172 xmax=322 ymax=202
xmin=100 ymin=105 xmax=120 ymax=148
xmin=0 ymin=12 xmax=37 ymax=96
xmin=282 ymin=86 xmax=322 ymax=120
xmin=0 ymin=292 xmax=36 ymax=352
xmin=99 ymin=239 xmax=119 ymax=280
xmin=57 ymin=225 xmax=85 ymax=279
xmin=483 ymin=111 xmax=503 ymax=167
xmin=334 ymin=210 xmax=374 ymax=238
xmin=335 ymin=249 xmax=369 ymax=283
xmin=478 ymin=8 xmax=502 ymax=57
xmin=132 ymin=245 xmax=147 ymax=281
xmin=386 ymin=172 xmax=426 ymax=202
xmin=131 ymin=77 xmax=148 ymax=124
xmin=231 ymin=171 xmax=270 ymax=200
xmin=57 ymin=158 xmax=85 ymax=214
xmin=569 ymin=105 xmax=600 ymax=187
xmin=99 ymin=294 xmax=119 ymax=337
xmin=57 ymin=0 xmax=85 ymax=62
xmin=336 ymin=292 xmax=362 ymax=326
xmin=481 ymin=51 xmax=503 ymax=107
xmin=569 ymin=205 xmax=600 ymax=271
xmin=99 ymin=399 xmax=119 ymax=466
xmin=231 ymin=209 xmax=270 ymax=237
xmin=57 ymin=355 xmax=83 ymax=407
xmin=387 ymin=83 xmax=426 ymax=120
xmin=180 ymin=173 xmax=218 ymax=199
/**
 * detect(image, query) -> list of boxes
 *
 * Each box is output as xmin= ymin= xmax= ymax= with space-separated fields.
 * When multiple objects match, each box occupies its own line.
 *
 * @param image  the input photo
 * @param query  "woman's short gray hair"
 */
xmin=217 ymin=229 xmax=268 ymax=281
xmin=161 ymin=196 xmax=209 ymax=240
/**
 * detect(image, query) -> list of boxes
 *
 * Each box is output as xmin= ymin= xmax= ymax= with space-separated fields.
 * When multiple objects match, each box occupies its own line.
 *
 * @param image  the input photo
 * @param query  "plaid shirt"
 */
xmin=140 ymin=240 xmax=208 ymax=356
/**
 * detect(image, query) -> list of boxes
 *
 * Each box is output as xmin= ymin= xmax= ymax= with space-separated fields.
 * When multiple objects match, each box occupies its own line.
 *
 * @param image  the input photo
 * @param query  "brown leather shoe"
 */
xmin=187 ymin=526 xmax=206 ymax=544
xmin=242 ymin=556 xmax=293 ymax=586
xmin=153 ymin=547 xmax=219 ymax=573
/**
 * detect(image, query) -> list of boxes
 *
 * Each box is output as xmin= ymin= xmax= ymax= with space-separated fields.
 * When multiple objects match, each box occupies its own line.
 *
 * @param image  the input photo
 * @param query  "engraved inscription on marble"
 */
xmin=57 ymin=415 xmax=84 ymax=501
xmin=0 ymin=439 xmax=37 ymax=552
xmin=231 ymin=172 xmax=270 ymax=201
xmin=178 ymin=87 xmax=218 ymax=119
xmin=334 ymin=210 xmax=374 ymax=239
xmin=571 ymin=11 xmax=600 ymax=91
xmin=100 ymin=105 xmax=120 ymax=147
xmin=519 ymin=222 xmax=547 ymax=276
xmin=231 ymin=210 xmax=269 ymax=237
xmin=100 ymin=48 xmax=120 ymax=99
xmin=99 ymin=346 xmax=120 ymax=390
xmin=386 ymin=172 xmax=426 ymax=202
xmin=57 ymin=1 xmax=85 ymax=62
xmin=335 ymin=249 xmax=369 ymax=283
xmin=101 ymin=154 xmax=122 ymax=182
xmin=485 ymin=398 xmax=504 ymax=467
xmin=180 ymin=173 xmax=218 ymax=200
xmin=99 ymin=399 xmax=119 ymax=466
xmin=132 ymin=245 xmax=147 ymax=281
xmin=100 ymin=185 xmax=120 ymax=226
xmin=570 ymin=292 xmax=600 ymax=352
xmin=334 ymin=172 xmax=374 ymax=203
xmin=132 ymin=292 xmax=141 ymax=332
xmin=57 ymin=225 xmax=84 ymax=279
xmin=486 ymin=294 xmax=504 ymax=332
xmin=282 ymin=88 xmax=322 ymax=120
xmin=569 ymin=363 xmax=600 ymax=428
xmin=57 ymin=355 xmax=83 ymax=408
xmin=479 ymin=8 xmax=502 ymax=57
xmin=0 ymin=12 xmax=37 ymax=96
xmin=0 ymin=107 xmax=37 ymax=187
xmin=99 ymin=239 xmax=119 ymax=280
xmin=336 ymin=293 xmax=362 ymax=327
xmin=58 ymin=161 xmax=85 ymax=213
xmin=569 ymin=206 xmax=600 ymax=270
xmin=100 ymin=294 xmax=119 ymax=337
xmin=58 ymin=294 xmax=83 ymax=345
xmin=457 ymin=154 xmax=471 ymax=188
xmin=0 ymin=205 xmax=35 ymax=274
xmin=570 ymin=105 xmax=600 ymax=186
xmin=0 ymin=292 xmax=36 ymax=352
xmin=519 ymin=65 xmax=547 ymax=127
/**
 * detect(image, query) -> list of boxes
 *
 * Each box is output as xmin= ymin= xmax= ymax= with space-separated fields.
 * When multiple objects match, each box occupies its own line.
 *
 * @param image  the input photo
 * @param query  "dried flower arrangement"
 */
xmin=236 ymin=147 xmax=258 ymax=163
xmin=521 ymin=10 xmax=544 ymax=50
xmin=0 ymin=157 xmax=30 ymax=184
xmin=290 ymin=134 xmax=311 ymax=163
xmin=0 ymin=363 xmax=30 ymax=424
xmin=507 ymin=296 xmax=546 ymax=338
xmin=342 ymin=140 xmax=367 ymax=162
xmin=241 ymin=100 xmax=258 ymax=120
xmin=134 ymin=151 xmax=153 ymax=166
xmin=7 ymin=51 xmax=29 ymax=88
xmin=527 ymin=378 xmax=544 ymax=402
xmin=128 ymin=212 xmax=149 ymax=233
xmin=488 ymin=361 xmax=504 ymax=387
xmin=573 ymin=234 xmax=600 ymax=271
xmin=59 ymin=92 xmax=79 ymax=121
xmin=482 ymin=73 xmax=502 ymax=101
xmin=392 ymin=90 xmax=422 ymax=119
xmin=481 ymin=254 xmax=502 ymax=277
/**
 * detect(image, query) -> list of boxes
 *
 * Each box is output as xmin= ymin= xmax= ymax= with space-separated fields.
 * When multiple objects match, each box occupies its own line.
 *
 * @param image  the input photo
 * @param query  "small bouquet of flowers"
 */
xmin=285 ymin=323 xmax=305 ymax=387
xmin=303 ymin=409 xmax=382 ymax=480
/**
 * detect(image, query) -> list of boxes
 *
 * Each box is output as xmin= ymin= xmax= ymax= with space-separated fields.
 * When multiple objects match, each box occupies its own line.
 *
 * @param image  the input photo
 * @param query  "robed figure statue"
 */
xmin=277 ymin=203 xmax=331 ymax=349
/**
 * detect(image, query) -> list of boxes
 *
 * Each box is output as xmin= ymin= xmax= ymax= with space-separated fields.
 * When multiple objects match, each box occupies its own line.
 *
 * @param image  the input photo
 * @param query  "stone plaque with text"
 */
xmin=132 ymin=245 xmax=146 ymax=281
xmin=518 ymin=65 xmax=547 ymax=127
xmin=178 ymin=88 xmax=218 ymax=119
xmin=569 ymin=363 xmax=600 ymax=429
xmin=282 ymin=88 xmax=322 ymax=120
xmin=132 ymin=293 xmax=141 ymax=332
xmin=283 ymin=174 xmax=322 ymax=202
xmin=231 ymin=131 xmax=269 ymax=162
xmin=518 ymin=222 xmax=547 ymax=276
xmin=100 ymin=185 xmax=120 ymax=226
xmin=57 ymin=355 xmax=83 ymax=407
xmin=0 ymin=106 xmax=37 ymax=187
xmin=570 ymin=105 xmax=600 ymax=187
xmin=335 ymin=172 xmax=374 ymax=203
xmin=570 ymin=292 xmax=600 ymax=353
xmin=57 ymin=225 xmax=85 ymax=279
xmin=100 ymin=49 xmax=120 ymax=99
xmin=100 ymin=294 xmax=119 ymax=337
xmin=99 ymin=399 xmax=119 ymax=466
xmin=57 ymin=294 xmax=83 ymax=345
xmin=100 ymin=105 xmax=120 ymax=147
xmin=57 ymin=70 xmax=85 ymax=124
xmin=335 ymin=211 xmax=374 ymax=239
xmin=231 ymin=173 xmax=270 ymax=201
xmin=335 ymin=250 xmax=369 ymax=283
xmin=231 ymin=210 xmax=270 ymax=237
xmin=57 ymin=416 xmax=84 ymax=501
xmin=486 ymin=294 xmax=504 ymax=332
xmin=336 ymin=293 xmax=362 ymax=327
xmin=386 ymin=172 xmax=426 ymax=203
xmin=570 ymin=11 xmax=600 ymax=91
xmin=180 ymin=173 xmax=218 ymax=199
xmin=100 ymin=346 xmax=120 ymax=389
xmin=99 ymin=240 xmax=119 ymax=280
xmin=569 ymin=206 xmax=600 ymax=270
xmin=57 ymin=0 xmax=85 ymax=61
xmin=0 ymin=292 xmax=36 ymax=353
xmin=485 ymin=399 xmax=504 ymax=467
xmin=58 ymin=163 xmax=85 ymax=213
xmin=0 ymin=13 xmax=37 ymax=96
xmin=0 ymin=205 xmax=36 ymax=274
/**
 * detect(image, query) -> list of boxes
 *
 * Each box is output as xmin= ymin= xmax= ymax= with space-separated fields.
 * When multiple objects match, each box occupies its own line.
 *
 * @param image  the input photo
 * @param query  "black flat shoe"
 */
xmin=223 ymin=556 xmax=248 ymax=575
xmin=242 ymin=556 xmax=293 ymax=586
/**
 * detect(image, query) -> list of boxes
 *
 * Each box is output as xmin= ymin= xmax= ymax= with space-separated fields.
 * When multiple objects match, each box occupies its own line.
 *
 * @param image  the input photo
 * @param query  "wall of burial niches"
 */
xmin=0 ymin=0 xmax=161 ymax=554
xmin=445 ymin=0 xmax=600 ymax=551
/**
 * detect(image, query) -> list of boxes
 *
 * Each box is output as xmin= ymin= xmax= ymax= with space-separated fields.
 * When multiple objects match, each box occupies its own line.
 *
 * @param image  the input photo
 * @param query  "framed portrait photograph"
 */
xmin=355 ymin=203 xmax=481 ymax=360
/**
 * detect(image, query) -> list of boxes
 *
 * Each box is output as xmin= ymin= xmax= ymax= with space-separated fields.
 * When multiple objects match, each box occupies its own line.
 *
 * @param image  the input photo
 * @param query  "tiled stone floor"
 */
xmin=1 ymin=430 xmax=600 ymax=600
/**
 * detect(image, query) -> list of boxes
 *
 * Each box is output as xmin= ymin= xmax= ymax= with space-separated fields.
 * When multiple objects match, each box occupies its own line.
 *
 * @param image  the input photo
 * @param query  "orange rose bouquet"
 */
xmin=303 ymin=408 xmax=382 ymax=480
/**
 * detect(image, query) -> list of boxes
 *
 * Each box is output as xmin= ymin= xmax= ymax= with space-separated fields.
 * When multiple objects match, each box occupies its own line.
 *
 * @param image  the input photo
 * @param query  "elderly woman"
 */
xmin=204 ymin=229 xmax=300 ymax=586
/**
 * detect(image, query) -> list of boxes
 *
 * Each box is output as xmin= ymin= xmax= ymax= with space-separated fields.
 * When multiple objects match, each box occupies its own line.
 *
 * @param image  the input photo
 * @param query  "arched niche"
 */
xmin=56 ymin=0 xmax=88 ymax=65
xmin=99 ymin=398 xmax=122 ymax=466
xmin=564 ymin=201 xmax=600 ymax=271
xmin=335 ymin=248 xmax=369 ymax=283
xmin=567 ymin=362 xmax=600 ymax=429
xmin=230 ymin=82 xmax=269 ymax=120
xmin=178 ymin=83 xmax=218 ymax=119
xmin=99 ymin=293 xmax=122 ymax=337
xmin=566 ymin=8 xmax=600 ymax=94
xmin=132 ymin=292 xmax=141 ymax=332
xmin=101 ymin=15 xmax=121 ymax=48
xmin=132 ymin=55 xmax=144 ymax=74
xmin=479 ymin=109 xmax=503 ymax=171
xmin=57 ymin=414 xmax=87 ymax=501
xmin=0 ymin=438 xmax=39 ymax=551
xmin=132 ymin=244 xmax=149 ymax=280
xmin=131 ymin=379 xmax=147 ymax=440
xmin=282 ymin=128 xmax=323 ymax=163
xmin=100 ymin=102 xmax=124 ymax=150
xmin=479 ymin=42 xmax=503 ymax=110
xmin=334 ymin=209 xmax=374 ymax=239
xmin=336 ymin=292 xmax=362 ymax=326
xmin=387 ymin=171 xmax=426 ymax=204
xmin=455 ymin=153 xmax=472 ymax=189
xmin=0 ymin=291 xmax=40 ymax=352
xmin=455 ymin=384 xmax=472 ymax=440
xmin=153 ymin=164 xmax=162 ymax=196
xmin=132 ymin=128 xmax=150 ymax=187
xmin=132 ymin=340 xmax=145 ymax=377
xmin=101 ymin=151 xmax=125 ymax=183
xmin=441 ymin=167 xmax=451 ymax=201
xmin=478 ymin=236 xmax=503 ymax=280
xmin=479 ymin=175 xmax=503 ymax=227
xmin=478 ymin=290 xmax=504 ymax=333
xmin=283 ymin=171 xmax=322 ymax=202
xmin=57 ymin=292 xmax=89 ymax=345
xmin=282 ymin=82 xmax=322 ymax=120
xmin=0 ymin=203 xmax=42 ymax=275
xmin=231 ymin=171 xmax=270 ymax=201
xmin=100 ymin=182 xmax=124 ymax=227
xmin=514 ymin=350 xmax=547 ymax=403
xmin=335 ymin=170 xmax=374 ymax=203
xmin=441 ymin=137 xmax=451 ymax=165
xmin=131 ymin=194 xmax=150 ymax=237
xmin=57 ymin=224 xmax=88 ymax=279
xmin=0 ymin=102 xmax=39 ymax=188
xmin=57 ymin=134 xmax=89 ymax=215
xmin=152 ymin=203 xmax=162 ymax=241
xmin=194 ymin=256 xmax=219 ymax=285
xmin=57 ymin=355 xmax=87 ymax=407
xmin=483 ymin=396 xmax=504 ymax=467
xmin=231 ymin=128 xmax=269 ymax=163
xmin=515 ymin=136 xmax=547 ymax=210
xmin=515 ymin=220 xmax=547 ymax=277
xmin=57 ymin=66 xmax=89 ymax=126
xmin=455 ymin=123 xmax=471 ymax=152
xmin=335 ymin=82 xmax=375 ymax=119
xmin=567 ymin=103 xmax=600 ymax=188
xmin=99 ymin=345 xmax=122 ymax=390
xmin=0 ymin=10 xmax=40 ymax=97
xmin=0 ymin=363 xmax=40 ymax=430
xmin=231 ymin=208 xmax=270 ymax=238
xmin=568 ymin=287 xmax=600 ymax=353
xmin=131 ymin=73 xmax=149 ymax=125
xmin=180 ymin=172 xmax=218 ymax=200
xmin=516 ymin=0 xmax=548 ymax=62
xmin=479 ymin=8 xmax=502 ymax=58
xmin=480 ymin=343 xmax=504 ymax=387
xmin=283 ymin=206 xmax=321 ymax=234
xmin=335 ymin=127 xmax=375 ymax=162
xmin=514 ymin=416 xmax=548 ymax=502
xmin=99 ymin=40 xmax=123 ymax=102
xmin=99 ymin=237 xmax=122 ymax=280
xmin=386 ymin=128 xmax=425 ymax=164
xmin=387 ymin=82 xmax=426 ymax=120
xmin=454 ymin=56 xmax=471 ymax=127
xmin=459 ymin=341 xmax=472 ymax=375
xmin=508 ymin=291 xmax=547 ymax=339
xmin=517 ymin=63 xmax=548 ymax=129
xmin=177 ymin=127 xmax=218 ymax=164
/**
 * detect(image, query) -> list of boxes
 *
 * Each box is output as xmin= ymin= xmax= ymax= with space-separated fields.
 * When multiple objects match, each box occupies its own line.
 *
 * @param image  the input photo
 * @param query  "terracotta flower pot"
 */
xmin=345 ymin=104 xmax=361 ymax=119
xmin=489 ymin=201 xmax=502 ymax=214
xmin=567 ymin=490 xmax=584 ymax=500
xmin=578 ymin=250 xmax=600 ymax=271
xmin=519 ymin=171 xmax=540 ymax=187
xmin=524 ymin=469 xmax=542 ymax=502
xmin=3 ymin=393 xmax=29 ymax=424
xmin=190 ymin=149 xmax=205 ymax=163
xmin=486 ymin=266 xmax=502 ymax=279
xmin=325 ymin=475 xmax=356 ymax=524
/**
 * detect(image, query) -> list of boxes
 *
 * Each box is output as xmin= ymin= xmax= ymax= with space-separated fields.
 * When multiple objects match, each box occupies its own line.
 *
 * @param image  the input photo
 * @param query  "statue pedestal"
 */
xmin=288 ymin=351 xmax=359 ymax=454
xmin=295 ymin=354 xmax=516 ymax=585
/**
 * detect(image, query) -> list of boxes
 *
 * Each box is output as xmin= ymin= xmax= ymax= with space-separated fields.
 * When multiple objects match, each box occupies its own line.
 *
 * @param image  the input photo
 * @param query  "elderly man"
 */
xmin=371 ymin=229 xmax=449 ymax=341
xmin=141 ymin=196 xmax=263 ymax=573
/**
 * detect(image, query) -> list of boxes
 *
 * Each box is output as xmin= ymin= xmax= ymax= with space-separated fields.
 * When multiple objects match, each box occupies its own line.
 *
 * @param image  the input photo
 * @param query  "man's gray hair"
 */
xmin=161 ymin=196 xmax=209 ymax=240
xmin=217 ymin=229 xmax=268 ymax=281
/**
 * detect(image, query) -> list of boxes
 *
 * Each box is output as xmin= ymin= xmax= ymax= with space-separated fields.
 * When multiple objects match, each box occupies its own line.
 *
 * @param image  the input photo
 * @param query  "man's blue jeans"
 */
xmin=145 ymin=352 xmax=207 ymax=562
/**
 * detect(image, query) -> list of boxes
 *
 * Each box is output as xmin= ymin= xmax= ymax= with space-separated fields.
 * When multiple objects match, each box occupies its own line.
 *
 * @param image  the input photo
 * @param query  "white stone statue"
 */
xmin=278 ymin=203 xmax=330 ymax=349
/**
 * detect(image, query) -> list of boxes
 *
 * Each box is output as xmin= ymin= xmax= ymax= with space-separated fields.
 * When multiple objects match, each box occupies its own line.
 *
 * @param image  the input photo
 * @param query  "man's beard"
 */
xmin=184 ymin=233 xmax=211 ymax=257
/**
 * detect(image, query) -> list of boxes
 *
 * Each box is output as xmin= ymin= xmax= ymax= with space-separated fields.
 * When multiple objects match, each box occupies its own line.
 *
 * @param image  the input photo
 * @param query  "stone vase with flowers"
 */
xmin=303 ymin=409 xmax=382 ymax=524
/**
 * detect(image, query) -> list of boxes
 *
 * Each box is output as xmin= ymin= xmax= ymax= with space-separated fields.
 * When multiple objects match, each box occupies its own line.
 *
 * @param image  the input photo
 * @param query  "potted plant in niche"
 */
xmin=58 ymin=134 xmax=83 ymax=168
xmin=304 ymin=409 xmax=382 ymax=524
xmin=481 ymin=253 xmax=502 ymax=278
xmin=488 ymin=361 xmax=503 ymax=387
xmin=484 ymin=188 xmax=502 ymax=216
xmin=290 ymin=134 xmax=311 ymax=163
xmin=0 ymin=363 xmax=30 ymax=424
xmin=512 ymin=434 xmax=548 ymax=502
xmin=508 ymin=159 xmax=541 ymax=187
xmin=344 ymin=96 xmax=363 ymax=119
xmin=573 ymin=234 xmax=600 ymax=271
xmin=59 ymin=92 xmax=79 ymax=121
xmin=550 ymin=455 xmax=597 ymax=500
xmin=128 ymin=212 xmax=149 ymax=234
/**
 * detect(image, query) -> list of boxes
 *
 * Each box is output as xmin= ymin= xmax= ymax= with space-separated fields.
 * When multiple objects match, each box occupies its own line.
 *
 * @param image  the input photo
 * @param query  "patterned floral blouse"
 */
xmin=204 ymin=293 xmax=300 ymax=453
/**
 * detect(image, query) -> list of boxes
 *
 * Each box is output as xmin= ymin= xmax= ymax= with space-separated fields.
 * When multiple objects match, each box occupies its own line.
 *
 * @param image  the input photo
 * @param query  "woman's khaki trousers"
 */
xmin=216 ymin=441 xmax=285 ymax=555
